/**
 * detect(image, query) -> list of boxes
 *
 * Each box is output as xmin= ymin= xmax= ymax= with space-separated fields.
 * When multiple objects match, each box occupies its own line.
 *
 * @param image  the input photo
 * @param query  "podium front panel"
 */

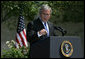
xmin=50 ymin=36 xmax=84 ymax=58
xmin=30 ymin=38 xmax=50 ymax=58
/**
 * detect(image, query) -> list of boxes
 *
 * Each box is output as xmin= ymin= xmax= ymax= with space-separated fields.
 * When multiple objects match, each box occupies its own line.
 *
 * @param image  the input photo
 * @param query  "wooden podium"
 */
xmin=30 ymin=36 xmax=84 ymax=58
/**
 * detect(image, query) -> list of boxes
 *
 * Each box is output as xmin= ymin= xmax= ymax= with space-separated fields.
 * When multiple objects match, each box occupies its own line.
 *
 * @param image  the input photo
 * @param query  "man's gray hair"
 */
xmin=39 ymin=4 xmax=52 ymax=14
xmin=34 ymin=4 xmax=52 ymax=20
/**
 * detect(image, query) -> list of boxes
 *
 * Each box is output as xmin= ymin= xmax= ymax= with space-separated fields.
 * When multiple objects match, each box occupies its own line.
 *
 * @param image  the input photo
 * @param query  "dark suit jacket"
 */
xmin=26 ymin=18 xmax=57 ymax=44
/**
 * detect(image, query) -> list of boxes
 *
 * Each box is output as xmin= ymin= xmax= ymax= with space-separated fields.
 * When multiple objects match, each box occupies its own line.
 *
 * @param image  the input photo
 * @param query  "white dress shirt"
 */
xmin=37 ymin=17 xmax=49 ymax=37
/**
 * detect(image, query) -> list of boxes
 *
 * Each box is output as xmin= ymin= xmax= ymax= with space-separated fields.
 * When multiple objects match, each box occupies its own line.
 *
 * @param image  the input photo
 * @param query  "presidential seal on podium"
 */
xmin=61 ymin=40 xmax=73 ymax=57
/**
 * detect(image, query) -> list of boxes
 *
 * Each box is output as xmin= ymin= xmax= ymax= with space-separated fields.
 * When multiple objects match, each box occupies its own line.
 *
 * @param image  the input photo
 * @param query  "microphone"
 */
xmin=54 ymin=26 xmax=67 ymax=36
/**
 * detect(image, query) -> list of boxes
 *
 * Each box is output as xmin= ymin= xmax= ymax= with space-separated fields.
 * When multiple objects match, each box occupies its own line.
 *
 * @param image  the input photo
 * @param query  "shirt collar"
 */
xmin=39 ymin=17 xmax=47 ymax=25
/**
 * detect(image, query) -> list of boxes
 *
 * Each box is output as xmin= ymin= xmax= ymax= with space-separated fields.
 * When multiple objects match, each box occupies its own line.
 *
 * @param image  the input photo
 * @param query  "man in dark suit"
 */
xmin=26 ymin=4 xmax=57 ymax=44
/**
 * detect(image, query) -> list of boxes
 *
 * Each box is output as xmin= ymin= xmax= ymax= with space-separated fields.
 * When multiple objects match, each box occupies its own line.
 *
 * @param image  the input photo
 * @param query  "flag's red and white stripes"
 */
xmin=16 ymin=29 xmax=28 ymax=48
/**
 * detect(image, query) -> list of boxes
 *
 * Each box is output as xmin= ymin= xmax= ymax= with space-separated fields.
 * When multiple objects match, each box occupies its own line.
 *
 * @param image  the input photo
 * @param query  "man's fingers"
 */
xmin=40 ymin=29 xmax=47 ymax=35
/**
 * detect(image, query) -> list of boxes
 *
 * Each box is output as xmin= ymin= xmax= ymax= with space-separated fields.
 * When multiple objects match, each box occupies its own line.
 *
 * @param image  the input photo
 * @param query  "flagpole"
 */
xmin=19 ymin=3 xmax=23 ymax=16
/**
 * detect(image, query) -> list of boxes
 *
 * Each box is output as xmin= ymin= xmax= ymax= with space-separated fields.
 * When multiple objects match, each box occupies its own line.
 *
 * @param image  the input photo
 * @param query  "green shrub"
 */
xmin=1 ymin=40 xmax=30 ymax=58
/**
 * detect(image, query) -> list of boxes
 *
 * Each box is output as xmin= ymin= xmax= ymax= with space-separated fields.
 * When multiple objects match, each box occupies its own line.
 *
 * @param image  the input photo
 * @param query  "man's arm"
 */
xmin=27 ymin=21 xmax=49 ymax=44
xmin=26 ymin=22 xmax=39 ymax=44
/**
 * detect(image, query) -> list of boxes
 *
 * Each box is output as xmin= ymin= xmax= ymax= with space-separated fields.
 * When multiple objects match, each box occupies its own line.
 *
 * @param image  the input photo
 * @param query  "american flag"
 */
xmin=16 ymin=15 xmax=28 ymax=48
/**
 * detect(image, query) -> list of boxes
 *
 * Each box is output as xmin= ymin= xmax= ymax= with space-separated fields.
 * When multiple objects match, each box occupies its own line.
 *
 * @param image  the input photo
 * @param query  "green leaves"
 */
xmin=1 ymin=1 xmax=84 ymax=23
xmin=1 ymin=47 xmax=27 ymax=58
xmin=1 ymin=40 xmax=30 ymax=58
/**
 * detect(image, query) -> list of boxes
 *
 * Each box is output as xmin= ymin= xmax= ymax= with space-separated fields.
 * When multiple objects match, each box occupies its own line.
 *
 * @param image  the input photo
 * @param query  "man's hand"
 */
xmin=39 ymin=29 xmax=47 ymax=36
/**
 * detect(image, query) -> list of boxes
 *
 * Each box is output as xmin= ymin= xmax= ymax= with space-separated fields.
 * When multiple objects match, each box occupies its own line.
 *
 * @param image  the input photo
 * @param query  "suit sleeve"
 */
xmin=26 ymin=22 xmax=39 ymax=44
xmin=50 ymin=22 xmax=58 ymax=36
xmin=52 ymin=24 xmax=62 ymax=36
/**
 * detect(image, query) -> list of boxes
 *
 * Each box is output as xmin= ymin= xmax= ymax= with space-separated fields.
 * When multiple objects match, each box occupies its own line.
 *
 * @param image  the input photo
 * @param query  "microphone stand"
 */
xmin=54 ymin=26 xmax=67 ymax=36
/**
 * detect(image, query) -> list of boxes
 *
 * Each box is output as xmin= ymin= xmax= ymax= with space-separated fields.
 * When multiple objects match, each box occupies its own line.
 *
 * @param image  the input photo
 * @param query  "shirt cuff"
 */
xmin=37 ymin=31 xmax=42 ymax=37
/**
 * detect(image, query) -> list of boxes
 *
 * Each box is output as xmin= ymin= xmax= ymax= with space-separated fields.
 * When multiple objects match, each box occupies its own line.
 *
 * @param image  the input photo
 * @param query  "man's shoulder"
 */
xmin=47 ymin=21 xmax=54 ymax=26
xmin=27 ymin=18 xmax=40 ymax=26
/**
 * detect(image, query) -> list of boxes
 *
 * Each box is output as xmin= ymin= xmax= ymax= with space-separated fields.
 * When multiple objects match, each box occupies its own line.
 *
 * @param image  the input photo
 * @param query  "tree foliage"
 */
xmin=1 ymin=1 xmax=84 ymax=23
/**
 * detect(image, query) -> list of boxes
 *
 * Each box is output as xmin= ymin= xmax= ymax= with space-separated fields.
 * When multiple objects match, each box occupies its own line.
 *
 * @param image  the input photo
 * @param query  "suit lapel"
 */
xmin=36 ymin=18 xmax=45 ymax=31
xmin=36 ymin=18 xmax=52 ymax=36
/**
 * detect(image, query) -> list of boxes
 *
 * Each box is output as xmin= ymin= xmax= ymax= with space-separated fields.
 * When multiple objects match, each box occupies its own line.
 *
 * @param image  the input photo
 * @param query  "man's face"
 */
xmin=40 ymin=9 xmax=51 ymax=22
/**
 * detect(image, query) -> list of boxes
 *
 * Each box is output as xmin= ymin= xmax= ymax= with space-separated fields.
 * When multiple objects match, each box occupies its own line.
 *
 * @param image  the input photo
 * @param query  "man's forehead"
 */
xmin=42 ymin=9 xmax=51 ymax=12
